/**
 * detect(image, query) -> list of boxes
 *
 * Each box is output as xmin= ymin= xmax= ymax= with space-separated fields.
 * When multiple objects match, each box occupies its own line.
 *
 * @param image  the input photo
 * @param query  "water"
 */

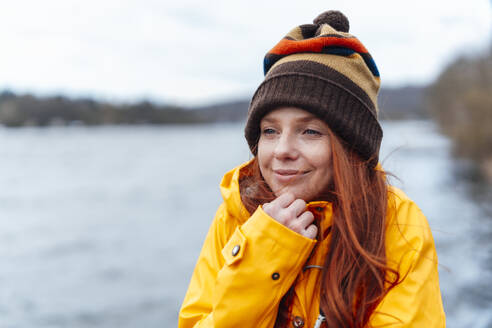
xmin=0 ymin=121 xmax=490 ymax=328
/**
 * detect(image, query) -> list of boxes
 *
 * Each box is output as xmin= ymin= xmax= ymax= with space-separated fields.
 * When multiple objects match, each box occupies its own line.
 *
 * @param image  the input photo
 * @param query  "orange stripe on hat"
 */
xmin=269 ymin=37 xmax=369 ymax=56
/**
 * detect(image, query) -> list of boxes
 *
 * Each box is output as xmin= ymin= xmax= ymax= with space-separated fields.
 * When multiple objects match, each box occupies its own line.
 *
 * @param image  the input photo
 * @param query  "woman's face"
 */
xmin=258 ymin=107 xmax=333 ymax=202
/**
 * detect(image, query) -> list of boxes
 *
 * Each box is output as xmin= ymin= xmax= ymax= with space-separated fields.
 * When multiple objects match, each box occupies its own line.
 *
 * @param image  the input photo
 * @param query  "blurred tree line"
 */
xmin=426 ymin=47 xmax=492 ymax=182
xmin=0 ymin=86 xmax=426 ymax=129
xmin=0 ymin=92 xmax=205 ymax=126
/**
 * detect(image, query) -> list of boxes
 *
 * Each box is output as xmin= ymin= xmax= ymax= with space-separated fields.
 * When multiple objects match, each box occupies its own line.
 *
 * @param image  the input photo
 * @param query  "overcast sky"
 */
xmin=0 ymin=0 xmax=490 ymax=106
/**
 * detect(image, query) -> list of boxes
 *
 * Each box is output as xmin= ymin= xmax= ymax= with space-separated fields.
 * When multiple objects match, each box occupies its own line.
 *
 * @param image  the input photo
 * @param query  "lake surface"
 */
xmin=0 ymin=121 xmax=490 ymax=328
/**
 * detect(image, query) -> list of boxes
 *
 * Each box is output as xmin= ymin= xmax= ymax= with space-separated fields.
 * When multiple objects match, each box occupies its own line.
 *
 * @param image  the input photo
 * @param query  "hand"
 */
xmin=262 ymin=192 xmax=318 ymax=239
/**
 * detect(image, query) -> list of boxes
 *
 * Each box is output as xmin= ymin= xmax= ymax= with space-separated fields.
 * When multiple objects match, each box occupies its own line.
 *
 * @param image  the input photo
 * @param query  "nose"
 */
xmin=273 ymin=132 xmax=299 ymax=160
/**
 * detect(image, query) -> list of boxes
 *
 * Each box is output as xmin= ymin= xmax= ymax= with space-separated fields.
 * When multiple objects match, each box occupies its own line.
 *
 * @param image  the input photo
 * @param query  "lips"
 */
xmin=274 ymin=169 xmax=301 ymax=175
xmin=272 ymin=169 xmax=310 ymax=182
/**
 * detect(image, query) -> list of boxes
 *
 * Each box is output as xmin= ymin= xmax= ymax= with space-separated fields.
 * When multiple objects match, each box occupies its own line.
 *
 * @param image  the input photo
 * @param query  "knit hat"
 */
xmin=244 ymin=10 xmax=383 ymax=166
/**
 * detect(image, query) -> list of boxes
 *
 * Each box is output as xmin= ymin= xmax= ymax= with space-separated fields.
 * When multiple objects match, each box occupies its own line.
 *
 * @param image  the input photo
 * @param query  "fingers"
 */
xmin=296 ymin=210 xmax=315 ymax=228
xmin=263 ymin=192 xmax=297 ymax=221
xmin=275 ymin=192 xmax=296 ymax=208
xmin=302 ymin=224 xmax=318 ymax=239
xmin=266 ymin=193 xmax=304 ymax=215
xmin=289 ymin=210 xmax=315 ymax=237
xmin=261 ymin=192 xmax=318 ymax=240
xmin=290 ymin=199 xmax=307 ymax=217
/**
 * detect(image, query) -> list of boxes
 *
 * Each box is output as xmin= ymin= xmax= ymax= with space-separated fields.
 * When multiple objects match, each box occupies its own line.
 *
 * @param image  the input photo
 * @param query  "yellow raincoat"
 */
xmin=179 ymin=161 xmax=446 ymax=327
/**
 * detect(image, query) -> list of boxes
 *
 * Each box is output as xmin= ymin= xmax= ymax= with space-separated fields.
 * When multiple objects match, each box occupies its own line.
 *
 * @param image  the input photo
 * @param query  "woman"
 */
xmin=179 ymin=10 xmax=446 ymax=328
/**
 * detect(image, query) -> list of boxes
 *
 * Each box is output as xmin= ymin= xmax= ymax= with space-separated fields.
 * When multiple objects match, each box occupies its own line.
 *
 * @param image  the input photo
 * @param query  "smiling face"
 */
xmin=257 ymin=107 xmax=333 ymax=202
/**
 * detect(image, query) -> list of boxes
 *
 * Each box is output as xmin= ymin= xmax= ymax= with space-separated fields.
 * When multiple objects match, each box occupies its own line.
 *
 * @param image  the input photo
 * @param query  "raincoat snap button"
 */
xmin=292 ymin=316 xmax=305 ymax=328
xmin=315 ymin=206 xmax=323 ymax=212
xmin=271 ymin=272 xmax=280 ymax=280
xmin=231 ymin=245 xmax=240 ymax=256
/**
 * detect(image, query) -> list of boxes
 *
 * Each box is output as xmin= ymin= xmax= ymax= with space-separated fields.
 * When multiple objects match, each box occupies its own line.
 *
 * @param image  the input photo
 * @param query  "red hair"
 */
xmin=239 ymin=130 xmax=400 ymax=328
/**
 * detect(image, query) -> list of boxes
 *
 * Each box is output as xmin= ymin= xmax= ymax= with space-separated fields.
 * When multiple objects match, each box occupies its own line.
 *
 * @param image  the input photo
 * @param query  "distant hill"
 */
xmin=189 ymin=85 xmax=427 ymax=122
xmin=189 ymin=100 xmax=249 ymax=122
xmin=0 ymin=91 xmax=200 ymax=127
xmin=0 ymin=85 xmax=426 ymax=127
xmin=378 ymin=86 xmax=427 ymax=119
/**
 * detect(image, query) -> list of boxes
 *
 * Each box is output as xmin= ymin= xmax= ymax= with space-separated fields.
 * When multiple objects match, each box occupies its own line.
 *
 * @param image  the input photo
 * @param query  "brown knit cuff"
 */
xmin=244 ymin=72 xmax=382 ymax=166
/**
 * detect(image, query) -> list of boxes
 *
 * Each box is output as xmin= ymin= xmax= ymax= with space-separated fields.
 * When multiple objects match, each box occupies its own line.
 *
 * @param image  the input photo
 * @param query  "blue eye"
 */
xmin=262 ymin=128 xmax=276 ymax=135
xmin=304 ymin=129 xmax=321 ymax=135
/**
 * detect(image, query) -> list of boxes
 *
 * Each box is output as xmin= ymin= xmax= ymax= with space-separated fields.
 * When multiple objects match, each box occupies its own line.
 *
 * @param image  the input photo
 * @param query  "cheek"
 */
xmin=318 ymin=153 xmax=332 ymax=169
xmin=257 ymin=140 xmax=271 ymax=167
xmin=307 ymin=147 xmax=331 ymax=168
xmin=257 ymin=140 xmax=279 ymax=192
xmin=307 ymin=146 xmax=332 ymax=182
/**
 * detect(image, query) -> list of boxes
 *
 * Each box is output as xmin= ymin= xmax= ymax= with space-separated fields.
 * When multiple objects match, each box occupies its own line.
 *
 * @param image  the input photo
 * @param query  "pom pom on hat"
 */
xmin=313 ymin=10 xmax=350 ymax=32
